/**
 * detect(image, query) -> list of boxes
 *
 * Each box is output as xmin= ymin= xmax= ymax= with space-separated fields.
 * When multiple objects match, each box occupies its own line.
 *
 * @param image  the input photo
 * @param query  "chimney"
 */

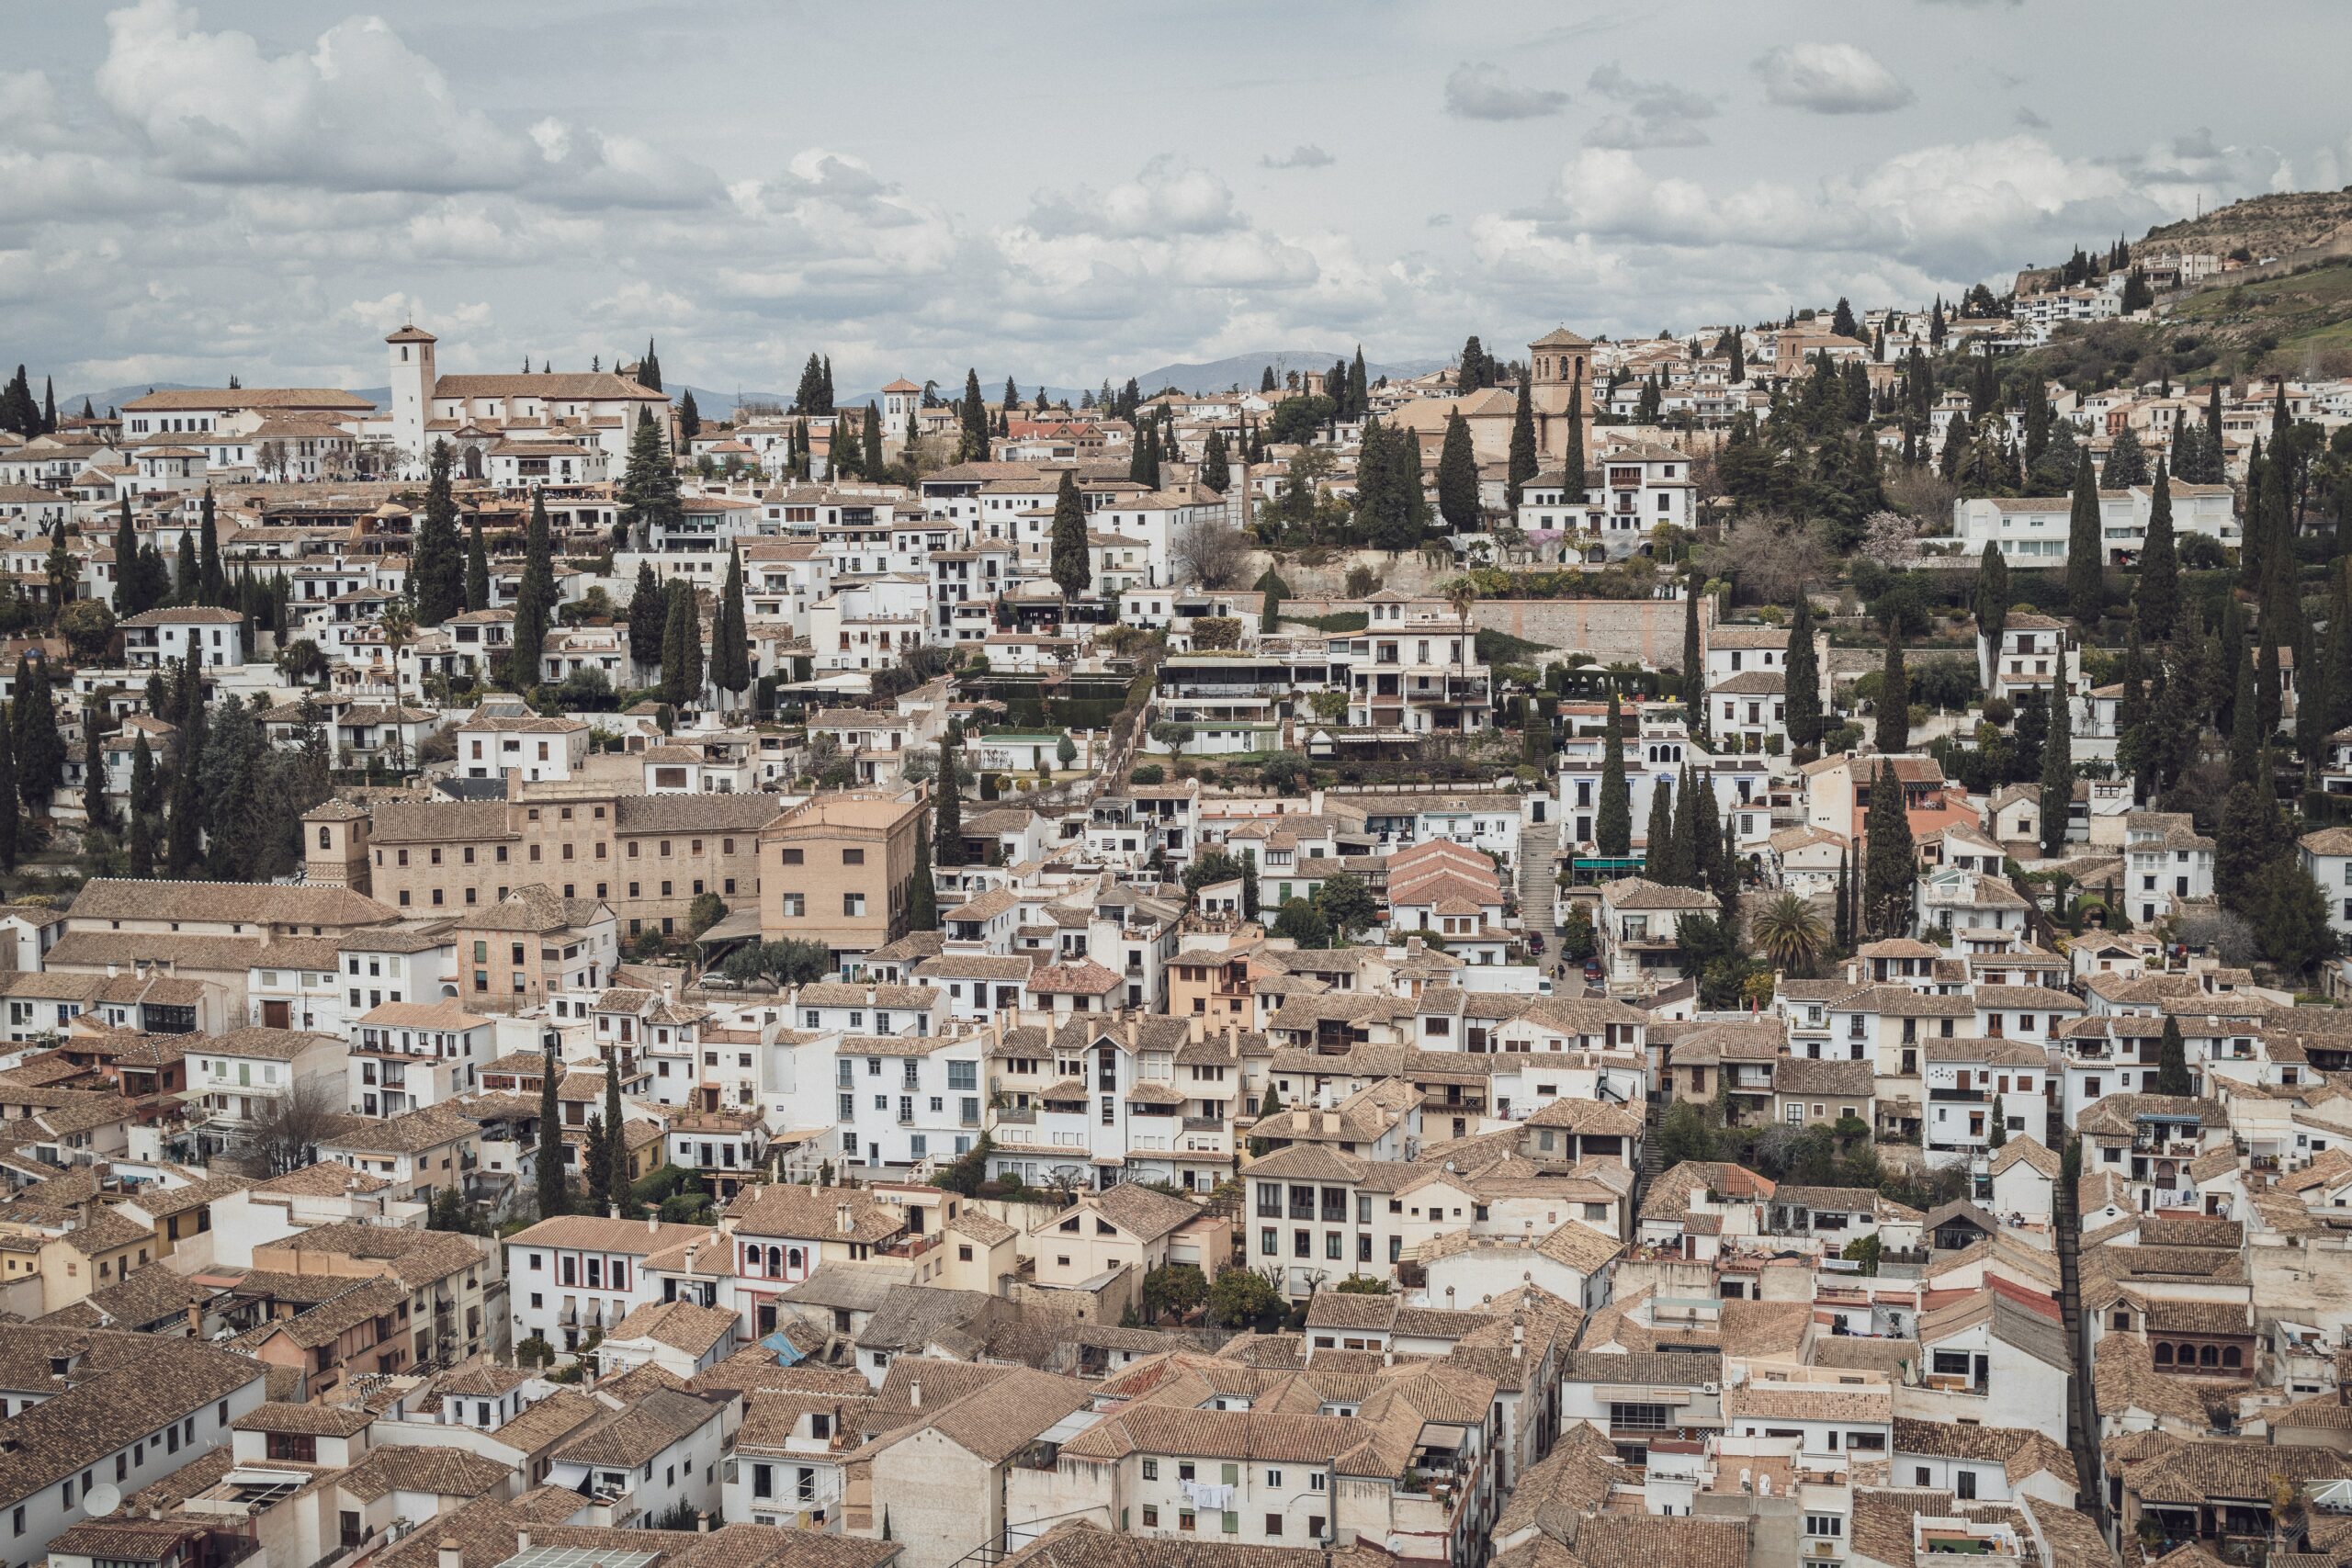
xmin=695 ymin=1513 xmax=711 ymax=1534
xmin=1320 ymin=1111 xmax=1338 ymax=1134
xmin=910 ymin=1379 xmax=922 ymax=1410
xmin=437 ymin=1541 xmax=462 ymax=1568
xmin=836 ymin=1202 xmax=853 ymax=1235
xmin=1125 ymin=1018 xmax=1137 ymax=1048
xmin=607 ymin=1202 xmax=621 ymax=1221
xmin=186 ymin=1302 xmax=203 ymax=1337
xmin=646 ymin=1208 xmax=659 ymax=1234
xmin=514 ymin=1534 xmax=531 ymax=1554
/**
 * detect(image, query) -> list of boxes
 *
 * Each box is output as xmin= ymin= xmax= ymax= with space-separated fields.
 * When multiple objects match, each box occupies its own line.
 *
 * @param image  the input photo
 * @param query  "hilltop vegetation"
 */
xmin=2138 ymin=188 xmax=2352 ymax=264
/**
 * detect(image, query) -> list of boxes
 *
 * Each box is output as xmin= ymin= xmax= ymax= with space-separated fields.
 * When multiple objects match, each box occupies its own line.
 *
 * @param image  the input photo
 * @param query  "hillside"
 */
xmin=2138 ymin=189 xmax=2352 ymax=264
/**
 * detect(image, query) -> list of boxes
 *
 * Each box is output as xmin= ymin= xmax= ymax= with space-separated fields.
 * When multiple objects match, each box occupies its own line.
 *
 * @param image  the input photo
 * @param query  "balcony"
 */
xmin=996 ymin=1106 xmax=1036 ymax=1124
xmin=1928 ymin=1087 xmax=1987 ymax=1103
xmin=1182 ymin=1116 xmax=1223 ymax=1132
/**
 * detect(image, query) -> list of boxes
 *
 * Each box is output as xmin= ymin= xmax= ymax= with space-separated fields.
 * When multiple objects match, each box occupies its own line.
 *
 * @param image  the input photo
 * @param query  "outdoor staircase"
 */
xmin=1519 ymin=821 xmax=1561 ymax=933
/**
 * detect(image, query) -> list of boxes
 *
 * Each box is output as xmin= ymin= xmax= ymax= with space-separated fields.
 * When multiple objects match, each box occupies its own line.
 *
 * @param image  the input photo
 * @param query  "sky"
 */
xmin=6 ymin=0 xmax=2349 ymax=400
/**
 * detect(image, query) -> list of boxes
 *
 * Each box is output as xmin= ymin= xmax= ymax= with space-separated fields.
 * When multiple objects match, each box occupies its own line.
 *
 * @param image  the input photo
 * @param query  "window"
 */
xmin=1805 ymin=1516 xmax=1843 ymax=1539
xmin=1956 ymin=1471 xmax=1977 ymax=1500
xmin=1142 ymin=1507 xmax=1159 ymax=1527
xmin=1266 ymin=1517 xmax=1283 ymax=1538
xmin=843 ymin=848 xmax=865 ymax=865
xmin=1143 ymin=1459 xmax=1159 ymax=1480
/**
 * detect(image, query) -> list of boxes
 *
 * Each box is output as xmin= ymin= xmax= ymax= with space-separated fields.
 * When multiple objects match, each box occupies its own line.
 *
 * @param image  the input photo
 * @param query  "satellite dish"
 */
xmin=83 ymin=1484 xmax=121 ymax=1519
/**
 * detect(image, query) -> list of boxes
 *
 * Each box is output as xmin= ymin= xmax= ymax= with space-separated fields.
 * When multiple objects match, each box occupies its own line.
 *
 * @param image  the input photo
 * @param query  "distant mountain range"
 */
xmin=1129 ymin=350 xmax=1449 ymax=395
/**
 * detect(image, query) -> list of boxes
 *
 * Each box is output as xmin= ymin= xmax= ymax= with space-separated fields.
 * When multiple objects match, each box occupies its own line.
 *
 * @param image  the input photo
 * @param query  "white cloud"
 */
xmin=1583 ymin=65 xmax=1716 ymax=149
xmin=1753 ymin=42 xmax=1914 ymax=115
xmin=96 ymin=1 xmax=533 ymax=191
xmin=1027 ymin=158 xmax=1243 ymax=239
xmin=1444 ymin=62 xmax=1569 ymax=121
xmin=1262 ymin=144 xmax=1335 ymax=170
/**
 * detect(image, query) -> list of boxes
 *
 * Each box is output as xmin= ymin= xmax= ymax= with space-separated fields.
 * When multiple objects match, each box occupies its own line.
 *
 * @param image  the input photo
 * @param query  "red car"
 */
xmin=1582 ymin=959 xmax=1602 ymax=981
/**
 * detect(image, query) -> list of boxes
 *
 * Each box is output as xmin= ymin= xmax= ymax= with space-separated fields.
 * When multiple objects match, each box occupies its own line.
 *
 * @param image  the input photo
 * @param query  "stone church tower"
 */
xmin=303 ymin=799 xmax=372 ymax=896
xmin=1528 ymin=327 xmax=1597 ymax=464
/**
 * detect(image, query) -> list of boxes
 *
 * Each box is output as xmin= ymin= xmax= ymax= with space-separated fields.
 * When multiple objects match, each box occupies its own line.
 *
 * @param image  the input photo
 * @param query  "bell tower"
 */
xmin=386 ymin=323 xmax=437 ymax=463
xmin=303 ymin=799 xmax=372 ymax=895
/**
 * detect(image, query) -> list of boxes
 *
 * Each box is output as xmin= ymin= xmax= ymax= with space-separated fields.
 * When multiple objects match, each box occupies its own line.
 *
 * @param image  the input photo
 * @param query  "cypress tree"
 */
xmin=933 ymin=743 xmax=965 ymax=865
xmin=1862 ymin=761 xmax=1916 ymax=938
xmin=413 ymin=440 xmax=465 ymax=624
xmin=198 ymin=488 xmax=223 ymax=605
xmin=2229 ymin=642 xmax=2259 ymax=784
xmin=1874 ymin=632 xmax=1909 ymax=755
xmin=678 ymin=389 xmax=700 ymax=439
xmin=2066 ymin=452 xmax=2103 ymax=624
xmin=603 ymin=1055 xmax=631 ymax=1213
xmin=12 ymin=659 xmax=59 ymax=815
xmin=1506 ymin=375 xmax=1538 ymax=510
xmin=508 ymin=490 xmax=553 ymax=692
xmin=715 ymin=550 xmax=750 ymax=703
xmin=1709 ymin=789 xmax=1738 ymax=913
xmin=130 ymin=732 xmax=154 ymax=818
xmin=2258 ymin=637 xmax=2283 ymax=739
xmin=1436 ymin=411 xmax=1478 ymax=530
xmin=1200 ymin=428 xmax=1230 ymax=494
xmin=1680 ymin=580 xmax=1703 ymax=711
xmin=1645 ymin=777 xmax=1681 ymax=887
xmin=2040 ymin=682 xmax=2073 ymax=859
xmin=127 ymin=795 xmax=153 ymax=878
xmin=617 ymin=408 xmax=681 ymax=547
xmin=465 ymin=516 xmax=490 ymax=613
xmin=0 ymin=713 xmax=15 ymax=872
xmin=1240 ymin=849 xmax=1261 ymax=922
xmin=957 ymin=369 xmax=989 ymax=461
xmin=582 ymin=1113 xmax=611 ymax=1209
xmin=661 ymin=581 xmax=701 ymax=708
xmin=165 ymin=698 xmax=202 ymax=874
xmin=1833 ymin=849 xmax=1852 ymax=951
xmin=628 ymin=562 xmax=666 ymax=679
xmin=1785 ymin=592 xmax=1821 ymax=751
xmin=1048 ymin=470 xmax=1091 ymax=600
xmin=175 ymin=531 xmax=198 ymax=604
xmin=909 ymin=826 xmax=938 ymax=931
xmin=81 ymin=711 xmax=107 ymax=833
xmin=114 ymin=498 xmax=152 ymax=618
xmin=536 ymin=1049 xmax=567 ymax=1217
xmin=1595 ymin=692 xmax=1631 ymax=858
xmin=2153 ymin=1016 xmax=2191 ymax=1096
xmin=1560 ymin=382 xmax=1585 ymax=500
xmin=2137 ymin=459 xmax=2179 ymax=640
xmin=1347 ymin=346 xmax=1368 ymax=419
xmin=862 ymin=402 xmax=884 ymax=475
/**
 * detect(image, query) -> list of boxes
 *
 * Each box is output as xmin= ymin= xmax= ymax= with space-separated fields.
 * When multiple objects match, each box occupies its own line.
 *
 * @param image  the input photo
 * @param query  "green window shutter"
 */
xmin=1222 ymin=1512 xmax=1239 ymax=1535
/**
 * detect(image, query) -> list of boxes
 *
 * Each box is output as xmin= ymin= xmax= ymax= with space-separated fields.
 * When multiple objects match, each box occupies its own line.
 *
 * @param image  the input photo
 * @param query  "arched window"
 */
xmin=2222 ymin=1346 xmax=2243 ymax=1369
xmin=2153 ymin=1342 xmax=2174 ymax=1366
xmin=318 ymin=827 xmax=333 ymax=850
xmin=764 ymin=1245 xmax=781 ymax=1277
xmin=2198 ymin=1345 xmax=2219 ymax=1367
xmin=787 ymin=1247 xmax=803 ymax=1274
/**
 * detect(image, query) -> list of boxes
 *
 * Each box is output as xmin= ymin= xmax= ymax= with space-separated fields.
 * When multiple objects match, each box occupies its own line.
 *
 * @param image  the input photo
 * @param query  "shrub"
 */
xmin=1129 ymin=763 xmax=1165 ymax=785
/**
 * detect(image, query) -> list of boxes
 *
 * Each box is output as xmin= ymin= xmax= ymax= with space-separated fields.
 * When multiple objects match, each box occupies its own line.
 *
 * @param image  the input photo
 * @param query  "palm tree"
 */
xmin=1445 ymin=576 xmax=1479 ymax=746
xmin=1752 ymin=891 xmax=1828 ymax=975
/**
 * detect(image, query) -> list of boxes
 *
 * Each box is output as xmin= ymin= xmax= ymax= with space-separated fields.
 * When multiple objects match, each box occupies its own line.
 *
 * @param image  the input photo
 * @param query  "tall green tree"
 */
xmin=933 ymin=740 xmax=965 ymax=865
xmin=1595 ymin=692 xmax=1632 ymax=857
xmin=1199 ymin=428 xmax=1230 ymax=494
xmin=2066 ymin=451 xmax=2103 ymax=623
xmin=1680 ymin=578 xmax=1706 ymax=716
xmin=198 ymin=488 xmax=224 ymax=605
xmin=628 ymin=562 xmax=666 ymax=678
xmin=508 ymin=490 xmax=554 ymax=691
xmin=677 ymin=389 xmax=700 ymax=439
xmin=129 ymin=732 xmax=154 ymax=818
xmin=1436 ymin=411 xmax=1478 ymax=530
xmin=908 ymin=826 xmax=938 ymax=931
xmin=2153 ymin=1016 xmax=2191 ymax=1096
xmin=413 ymin=440 xmax=465 ymax=624
xmin=1560 ymin=382 xmax=1586 ymax=498
xmin=1048 ymin=470 xmax=1091 ymax=601
xmin=1506 ymin=374 xmax=1538 ymax=510
xmin=660 ymin=581 xmax=703 ymax=708
xmin=1874 ymin=632 xmax=1909 ymax=756
xmin=1973 ymin=541 xmax=2010 ymax=653
xmin=2102 ymin=427 xmax=2149 ymax=488
xmin=1862 ymin=761 xmax=1916 ymax=938
xmin=11 ymin=658 xmax=60 ymax=814
xmin=0 ymin=712 xmax=16 ymax=872
xmin=862 ymin=401 xmax=884 ymax=476
xmin=536 ymin=1049 xmax=567 ymax=1217
xmin=1645 ymin=777 xmax=1682 ymax=887
xmin=2039 ymin=682 xmax=2073 ymax=859
xmin=81 ymin=709 xmax=107 ymax=833
xmin=114 ymin=498 xmax=161 ymax=618
xmin=464 ymin=515 xmax=490 ymax=614
xmin=1832 ymin=849 xmax=1852 ymax=951
xmin=1785 ymin=592 xmax=1821 ymax=751
xmin=2137 ymin=459 xmax=2179 ymax=640
xmin=617 ymin=408 xmax=681 ymax=547
xmin=713 ymin=550 xmax=751 ymax=703
xmin=602 ymin=1055 xmax=632 ymax=1213
xmin=956 ymin=369 xmax=989 ymax=462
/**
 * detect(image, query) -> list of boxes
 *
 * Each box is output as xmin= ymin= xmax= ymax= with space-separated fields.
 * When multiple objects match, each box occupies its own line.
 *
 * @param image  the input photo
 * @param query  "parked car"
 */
xmin=1582 ymin=958 xmax=1602 ymax=981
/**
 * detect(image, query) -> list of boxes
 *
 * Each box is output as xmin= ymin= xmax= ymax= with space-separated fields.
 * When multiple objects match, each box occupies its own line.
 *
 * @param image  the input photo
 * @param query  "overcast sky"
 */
xmin=6 ymin=0 xmax=2348 ymax=399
